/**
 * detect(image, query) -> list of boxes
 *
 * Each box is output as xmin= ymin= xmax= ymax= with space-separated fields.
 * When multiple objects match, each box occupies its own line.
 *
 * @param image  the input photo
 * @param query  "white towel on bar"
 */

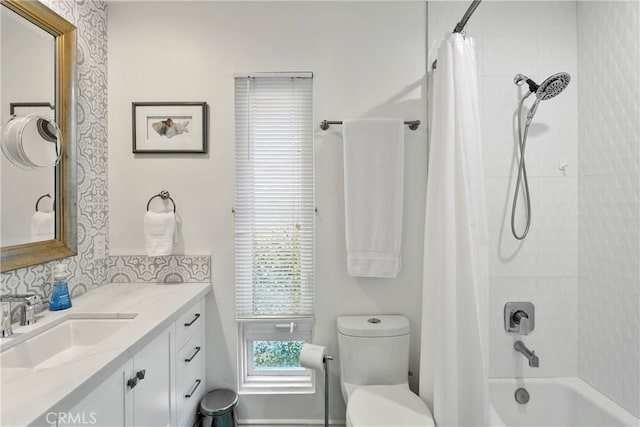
xmin=343 ymin=118 xmax=405 ymax=278
xmin=144 ymin=211 xmax=176 ymax=257
xmin=30 ymin=211 xmax=54 ymax=241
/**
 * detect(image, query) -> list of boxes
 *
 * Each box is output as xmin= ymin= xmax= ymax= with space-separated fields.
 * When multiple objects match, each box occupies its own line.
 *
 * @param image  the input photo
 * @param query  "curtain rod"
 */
xmin=320 ymin=120 xmax=421 ymax=131
xmin=432 ymin=0 xmax=483 ymax=70
xmin=453 ymin=0 xmax=482 ymax=33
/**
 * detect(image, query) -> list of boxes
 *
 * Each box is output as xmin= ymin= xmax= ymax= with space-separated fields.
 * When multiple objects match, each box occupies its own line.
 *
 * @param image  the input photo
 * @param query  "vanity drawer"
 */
xmin=176 ymin=298 xmax=203 ymax=349
xmin=177 ymin=376 xmax=205 ymax=427
xmin=176 ymin=328 xmax=205 ymax=426
xmin=177 ymin=327 xmax=204 ymax=383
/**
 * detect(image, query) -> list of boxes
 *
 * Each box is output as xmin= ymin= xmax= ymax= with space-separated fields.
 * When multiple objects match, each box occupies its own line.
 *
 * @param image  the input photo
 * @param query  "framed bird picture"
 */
xmin=132 ymin=102 xmax=208 ymax=153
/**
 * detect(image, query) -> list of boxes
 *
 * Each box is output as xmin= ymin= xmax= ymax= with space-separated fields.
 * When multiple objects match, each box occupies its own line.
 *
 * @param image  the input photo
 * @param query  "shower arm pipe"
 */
xmin=431 ymin=0 xmax=483 ymax=70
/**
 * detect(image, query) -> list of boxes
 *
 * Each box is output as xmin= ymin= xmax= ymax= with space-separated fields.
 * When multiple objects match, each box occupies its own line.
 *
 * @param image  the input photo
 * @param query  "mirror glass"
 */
xmin=1 ymin=5 xmax=57 ymax=246
xmin=1 ymin=0 xmax=77 ymax=272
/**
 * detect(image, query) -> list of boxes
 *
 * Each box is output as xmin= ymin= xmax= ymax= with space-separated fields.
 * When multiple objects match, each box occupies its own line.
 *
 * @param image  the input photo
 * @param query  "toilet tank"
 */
xmin=337 ymin=315 xmax=410 ymax=389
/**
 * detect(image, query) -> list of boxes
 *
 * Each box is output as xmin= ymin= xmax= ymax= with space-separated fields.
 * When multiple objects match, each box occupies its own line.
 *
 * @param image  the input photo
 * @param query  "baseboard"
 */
xmin=237 ymin=418 xmax=345 ymax=426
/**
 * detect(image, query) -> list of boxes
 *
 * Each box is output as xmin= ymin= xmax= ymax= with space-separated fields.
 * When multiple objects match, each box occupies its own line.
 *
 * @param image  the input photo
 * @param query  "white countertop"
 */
xmin=0 ymin=282 xmax=212 ymax=427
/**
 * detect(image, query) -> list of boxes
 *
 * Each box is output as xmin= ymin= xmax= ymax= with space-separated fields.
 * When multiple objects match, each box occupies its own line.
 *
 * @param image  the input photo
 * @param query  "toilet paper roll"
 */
xmin=299 ymin=343 xmax=327 ymax=370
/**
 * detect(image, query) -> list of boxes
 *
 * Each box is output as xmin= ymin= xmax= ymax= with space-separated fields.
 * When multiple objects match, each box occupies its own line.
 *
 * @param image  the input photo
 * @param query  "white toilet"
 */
xmin=337 ymin=315 xmax=435 ymax=427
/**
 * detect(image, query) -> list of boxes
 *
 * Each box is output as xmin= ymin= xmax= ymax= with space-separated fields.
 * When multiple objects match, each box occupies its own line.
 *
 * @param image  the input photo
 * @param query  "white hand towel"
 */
xmin=343 ymin=118 xmax=404 ymax=278
xmin=144 ymin=211 xmax=176 ymax=257
xmin=30 ymin=211 xmax=54 ymax=241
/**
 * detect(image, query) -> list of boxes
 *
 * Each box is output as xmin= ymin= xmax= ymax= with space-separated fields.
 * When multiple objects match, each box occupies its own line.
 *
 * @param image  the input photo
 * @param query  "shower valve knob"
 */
xmin=512 ymin=310 xmax=528 ymax=324
xmin=504 ymin=302 xmax=535 ymax=335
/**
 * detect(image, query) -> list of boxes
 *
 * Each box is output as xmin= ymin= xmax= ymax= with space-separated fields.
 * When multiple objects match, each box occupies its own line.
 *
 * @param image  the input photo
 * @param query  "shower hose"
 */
xmin=511 ymin=92 xmax=534 ymax=240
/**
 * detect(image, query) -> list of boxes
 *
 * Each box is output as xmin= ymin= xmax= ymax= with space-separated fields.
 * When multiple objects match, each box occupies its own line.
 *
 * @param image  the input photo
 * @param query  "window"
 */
xmin=234 ymin=73 xmax=314 ymax=394
xmin=239 ymin=322 xmax=313 ymax=393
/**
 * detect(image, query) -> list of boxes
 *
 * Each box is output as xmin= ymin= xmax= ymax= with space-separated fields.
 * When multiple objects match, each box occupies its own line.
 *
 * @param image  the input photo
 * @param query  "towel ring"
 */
xmin=35 ymin=193 xmax=53 ymax=212
xmin=146 ymin=190 xmax=176 ymax=213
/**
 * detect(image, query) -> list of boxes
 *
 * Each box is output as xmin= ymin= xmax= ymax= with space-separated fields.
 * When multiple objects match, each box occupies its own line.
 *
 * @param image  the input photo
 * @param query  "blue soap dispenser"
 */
xmin=49 ymin=263 xmax=72 ymax=311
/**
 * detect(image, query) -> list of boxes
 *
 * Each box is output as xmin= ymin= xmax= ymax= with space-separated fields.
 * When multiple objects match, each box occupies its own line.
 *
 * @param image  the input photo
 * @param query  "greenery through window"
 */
xmin=252 ymin=340 xmax=305 ymax=370
xmin=252 ymin=228 xmax=302 ymax=316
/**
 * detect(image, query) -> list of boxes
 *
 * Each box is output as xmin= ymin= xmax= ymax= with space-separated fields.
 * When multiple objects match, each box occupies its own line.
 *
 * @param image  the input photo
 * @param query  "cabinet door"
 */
xmin=133 ymin=327 xmax=172 ymax=427
xmin=68 ymin=359 xmax=132 ymax=427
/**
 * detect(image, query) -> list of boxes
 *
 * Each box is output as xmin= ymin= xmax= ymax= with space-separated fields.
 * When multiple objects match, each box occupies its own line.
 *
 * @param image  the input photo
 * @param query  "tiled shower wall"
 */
xmin=1 ymin=0 xmax=109 ymax=298
xmin=577 ymin=1 xmax=640 ymax=417
xmin=429 ymin=1 xmax=579 ymax=378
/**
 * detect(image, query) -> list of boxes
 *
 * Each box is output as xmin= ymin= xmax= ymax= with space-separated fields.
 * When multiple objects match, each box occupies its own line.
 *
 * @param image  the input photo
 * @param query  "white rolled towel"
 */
xmin=144 ymin=211 xmax=176 ymax=256
xmin=30 ymin=211 xmax=54 ymax=241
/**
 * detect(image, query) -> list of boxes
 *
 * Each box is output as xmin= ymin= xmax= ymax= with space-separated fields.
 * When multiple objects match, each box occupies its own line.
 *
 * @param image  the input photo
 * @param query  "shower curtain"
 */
xmin=419 ymin=33 xmax=491 ymax=426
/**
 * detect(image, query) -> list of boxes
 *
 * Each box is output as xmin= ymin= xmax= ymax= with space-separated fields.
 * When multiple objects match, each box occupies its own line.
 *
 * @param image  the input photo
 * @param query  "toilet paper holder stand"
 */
xmin=323 ymin=355 xmax=333 ymax=427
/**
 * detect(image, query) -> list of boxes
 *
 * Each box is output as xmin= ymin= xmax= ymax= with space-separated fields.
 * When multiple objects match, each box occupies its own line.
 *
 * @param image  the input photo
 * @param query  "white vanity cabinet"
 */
xmin=62 ymin=297 xmax=206 ymax=427
xmin=67 ymin=327 xmax=172 ymax=427
xmin=0 ymin=283 xmax=212 ymax=427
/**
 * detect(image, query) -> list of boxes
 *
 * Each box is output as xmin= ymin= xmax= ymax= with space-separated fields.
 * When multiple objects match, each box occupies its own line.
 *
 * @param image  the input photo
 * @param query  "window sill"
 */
xmin=239 ymin=374 xmax=315 ymax=395
xmin=238 ymin=387 xmax=316 ymax=395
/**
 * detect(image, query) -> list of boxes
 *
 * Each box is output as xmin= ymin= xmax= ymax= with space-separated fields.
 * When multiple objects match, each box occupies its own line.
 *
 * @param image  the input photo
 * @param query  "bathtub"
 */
xmin=489 ymin=378 xmax=639 ymax=427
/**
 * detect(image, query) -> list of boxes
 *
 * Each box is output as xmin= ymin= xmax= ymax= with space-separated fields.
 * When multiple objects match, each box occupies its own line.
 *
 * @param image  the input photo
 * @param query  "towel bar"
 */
xmin=146 ymin=190 xmax=176 ymax=213
xmin=320 ymin=120 xmax=420 ymax=131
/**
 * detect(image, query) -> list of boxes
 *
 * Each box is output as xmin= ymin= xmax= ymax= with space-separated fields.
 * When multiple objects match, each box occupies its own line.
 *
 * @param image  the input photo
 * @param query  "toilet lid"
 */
xmin=347 ymin=385 xmax=434 ymax=427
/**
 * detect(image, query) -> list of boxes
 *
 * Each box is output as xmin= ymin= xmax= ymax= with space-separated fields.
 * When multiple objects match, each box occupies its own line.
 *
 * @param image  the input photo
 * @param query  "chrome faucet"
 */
xmin=514 ymin=340 xmax=539 ymax=368
xmin=0 ymin=294 xmax=42 ymax=337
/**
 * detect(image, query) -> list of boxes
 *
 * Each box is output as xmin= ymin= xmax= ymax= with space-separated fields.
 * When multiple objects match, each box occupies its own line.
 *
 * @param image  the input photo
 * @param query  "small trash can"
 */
xmin=200 ymin=388 xmax=238 ymax=427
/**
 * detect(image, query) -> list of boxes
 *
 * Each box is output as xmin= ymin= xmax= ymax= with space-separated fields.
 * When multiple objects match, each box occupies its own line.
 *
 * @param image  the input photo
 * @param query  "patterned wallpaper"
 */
xmin=107 ymin=256 xmax=210 ymax=283
xmin=1 ymin=0 xmax=109 ymax=299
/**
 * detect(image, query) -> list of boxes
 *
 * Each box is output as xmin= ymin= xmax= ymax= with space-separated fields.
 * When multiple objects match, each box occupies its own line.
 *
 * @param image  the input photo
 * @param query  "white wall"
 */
xmin=577 ymin=1 xmax=640 ymax=417
xmin=428 ymin=1 xmax=579 ymax=378
xmin=108 ymin=2 xmax=427 ymax=423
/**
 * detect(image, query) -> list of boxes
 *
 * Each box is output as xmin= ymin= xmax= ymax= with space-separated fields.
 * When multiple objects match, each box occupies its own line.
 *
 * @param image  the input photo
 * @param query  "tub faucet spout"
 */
xmin=514 ymin=340 xmax=539 ymax=367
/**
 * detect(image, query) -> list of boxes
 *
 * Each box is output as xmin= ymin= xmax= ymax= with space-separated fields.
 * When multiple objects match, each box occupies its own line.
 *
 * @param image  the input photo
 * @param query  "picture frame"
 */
xmin=132 ymin=102 xmax=208 ymax=153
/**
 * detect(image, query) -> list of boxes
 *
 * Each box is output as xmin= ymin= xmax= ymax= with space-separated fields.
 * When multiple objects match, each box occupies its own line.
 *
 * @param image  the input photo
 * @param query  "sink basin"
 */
xmin=0 ymin=314 xmax=136 ymax=369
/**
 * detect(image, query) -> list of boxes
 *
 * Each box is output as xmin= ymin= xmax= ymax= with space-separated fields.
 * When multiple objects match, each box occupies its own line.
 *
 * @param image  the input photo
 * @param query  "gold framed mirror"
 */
xmin=1 ymin=0 xmax=77 ymax=272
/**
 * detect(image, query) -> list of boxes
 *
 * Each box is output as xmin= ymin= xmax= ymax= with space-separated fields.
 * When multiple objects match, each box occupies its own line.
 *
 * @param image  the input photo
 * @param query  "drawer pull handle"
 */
xmin=136 ymin=369 xmax=146 ymax=380
xmin=184 ymin=313 xmax=201 ymax=327
xmin=185 ymin=379 xmax=201 ymax=398
xmin=185 ymin=346 xmax=201 ymax=363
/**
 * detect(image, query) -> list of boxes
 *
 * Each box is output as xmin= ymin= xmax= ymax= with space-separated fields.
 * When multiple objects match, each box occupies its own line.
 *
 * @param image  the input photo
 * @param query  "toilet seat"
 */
xmin=346 ymin=384 xmax=434 ymax=427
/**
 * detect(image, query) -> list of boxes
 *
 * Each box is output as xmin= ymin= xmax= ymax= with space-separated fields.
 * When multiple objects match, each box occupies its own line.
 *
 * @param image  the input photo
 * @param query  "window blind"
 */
xmin=234 ymin=75 xmax=314 ymax=321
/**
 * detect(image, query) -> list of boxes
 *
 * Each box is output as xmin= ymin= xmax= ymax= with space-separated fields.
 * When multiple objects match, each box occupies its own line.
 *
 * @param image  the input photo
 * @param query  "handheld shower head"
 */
xmin=510 ymin=71 xmax=572 ymax=240
xmin=513 ymin=72 xmax=571 ymax=100
xmin=514 ymin=72 xmax=571 ymax=123
xmin=536 ymin=72 xmax=571 ymax=101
